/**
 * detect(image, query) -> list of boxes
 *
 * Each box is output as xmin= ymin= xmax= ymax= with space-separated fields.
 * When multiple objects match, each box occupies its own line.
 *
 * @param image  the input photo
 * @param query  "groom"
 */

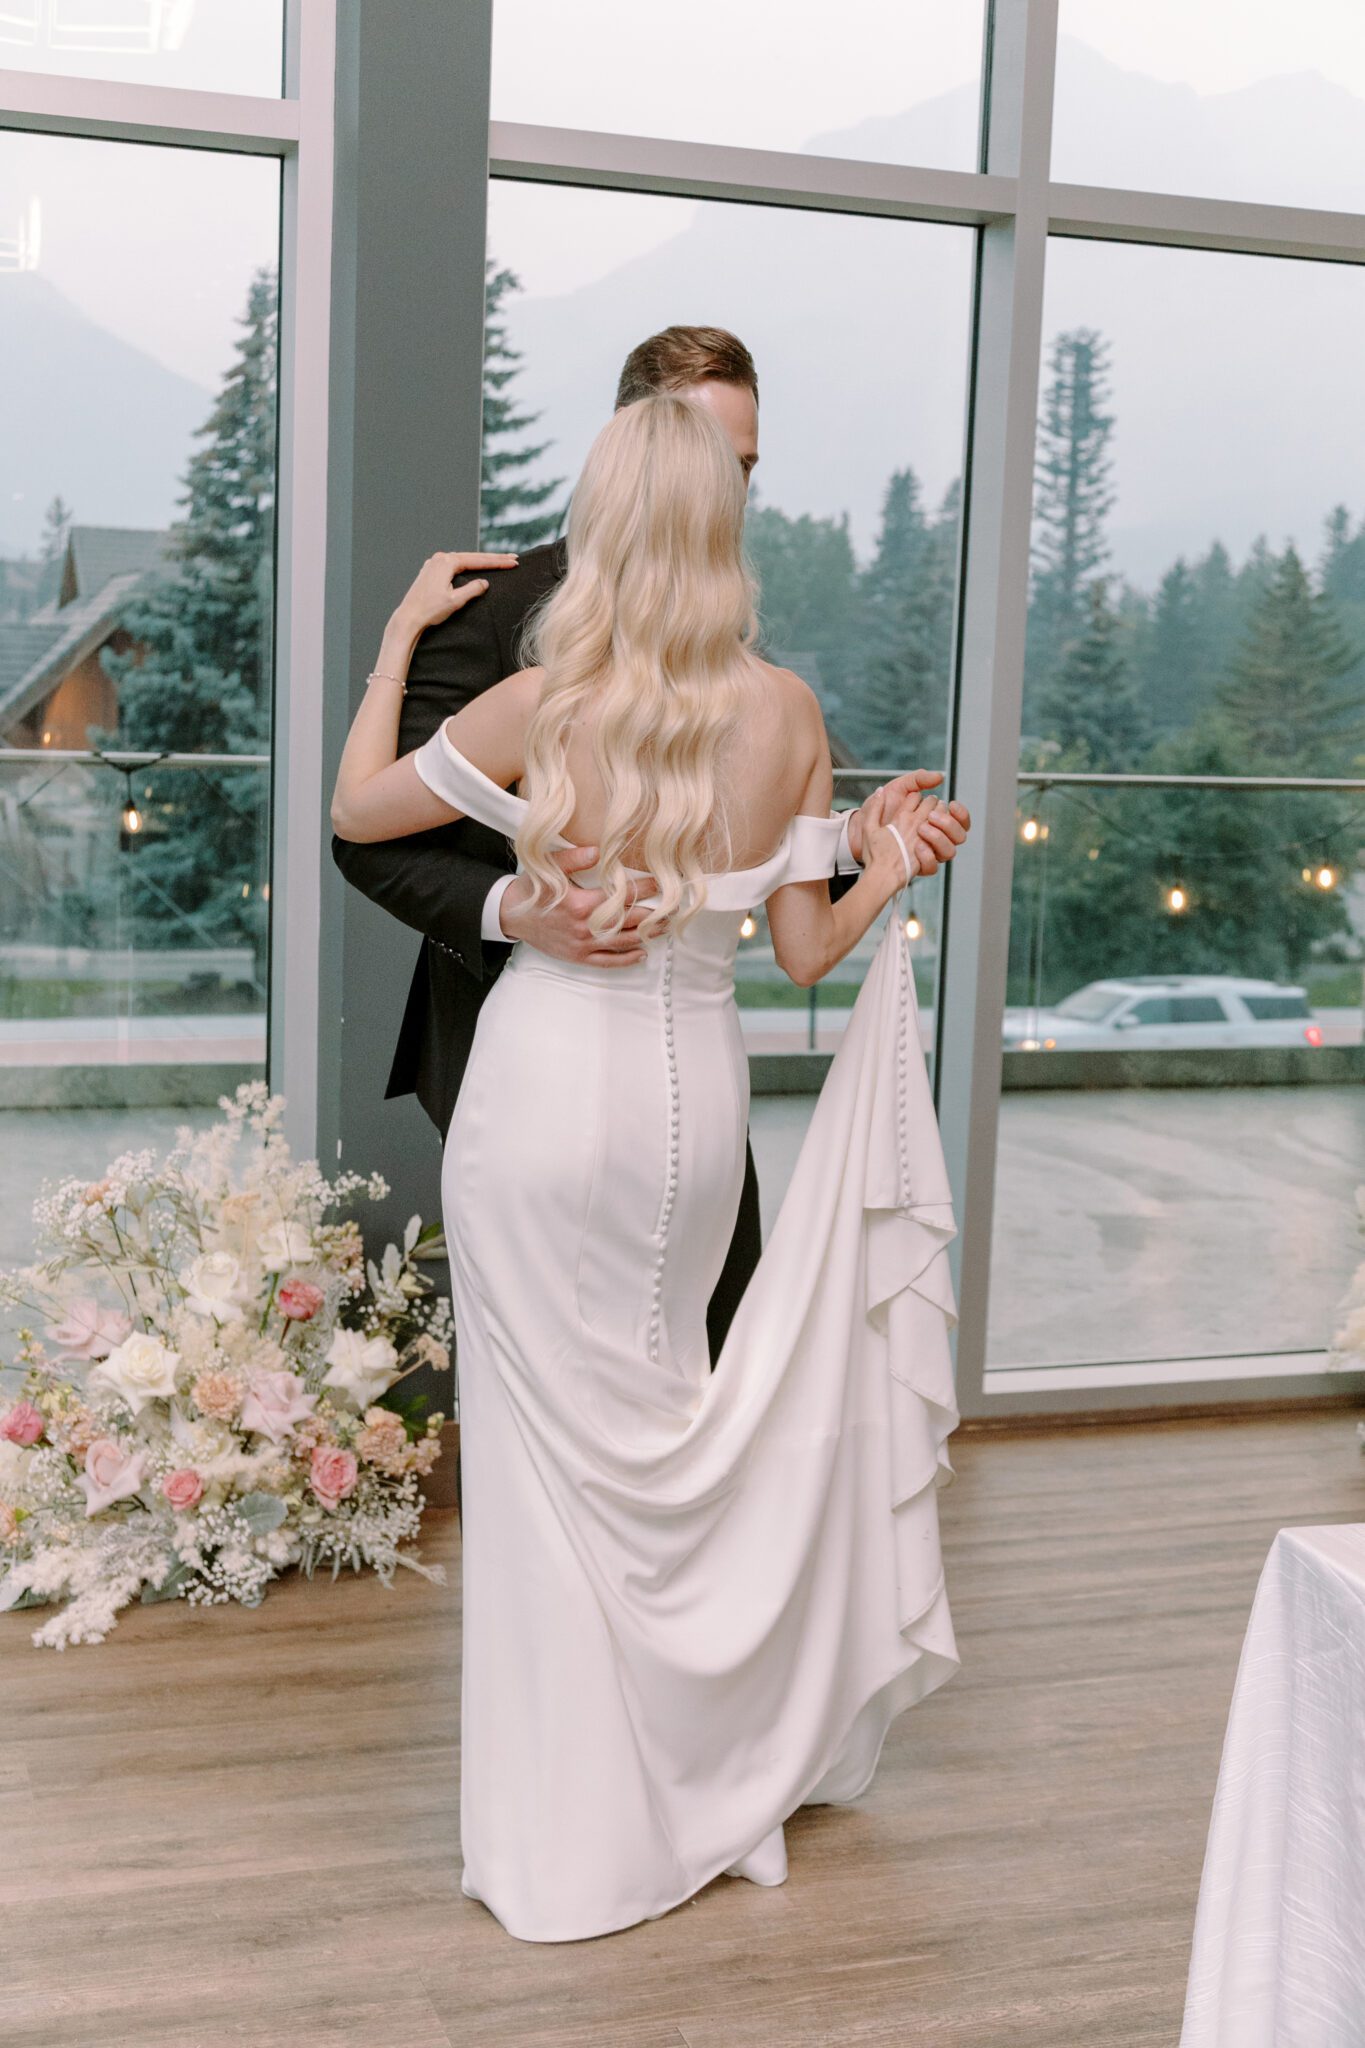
xmin=333 ymin=323 xmax=970 ymax=1365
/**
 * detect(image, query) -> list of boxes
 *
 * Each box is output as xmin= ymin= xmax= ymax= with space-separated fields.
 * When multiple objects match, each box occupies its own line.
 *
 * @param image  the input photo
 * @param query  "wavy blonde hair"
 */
xmin=515 ymin=391 xmax=761 ymax=940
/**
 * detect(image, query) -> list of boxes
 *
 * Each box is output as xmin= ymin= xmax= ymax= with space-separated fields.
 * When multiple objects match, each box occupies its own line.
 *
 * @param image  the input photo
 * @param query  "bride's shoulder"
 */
xmin=748 ymin=659 xmax=825 ymax=731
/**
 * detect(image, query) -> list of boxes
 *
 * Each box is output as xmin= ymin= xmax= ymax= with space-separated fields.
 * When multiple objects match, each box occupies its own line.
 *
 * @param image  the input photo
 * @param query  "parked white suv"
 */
xmin=1002 ymin=975 xmax=1324 ymax=1051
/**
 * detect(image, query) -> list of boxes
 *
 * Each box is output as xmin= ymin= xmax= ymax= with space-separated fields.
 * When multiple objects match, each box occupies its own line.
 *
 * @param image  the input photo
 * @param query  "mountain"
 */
xmin=0 ymin=270 xmax=211 ymax=559
xmin=496 ymin=36 xmax=1365 ymax=588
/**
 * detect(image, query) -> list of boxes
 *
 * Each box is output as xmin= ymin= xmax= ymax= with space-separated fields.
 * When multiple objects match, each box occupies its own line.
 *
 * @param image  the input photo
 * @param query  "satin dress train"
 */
xmin=412 ymin=723 xmax=961 ymax=1944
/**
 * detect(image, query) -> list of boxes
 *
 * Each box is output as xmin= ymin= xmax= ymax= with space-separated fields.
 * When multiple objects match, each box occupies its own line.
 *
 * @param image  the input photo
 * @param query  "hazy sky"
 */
xmin=3 ymin=6 xmax=1364 ymax=576
xmin=3 ymin=5 xmax=1362 ymax=383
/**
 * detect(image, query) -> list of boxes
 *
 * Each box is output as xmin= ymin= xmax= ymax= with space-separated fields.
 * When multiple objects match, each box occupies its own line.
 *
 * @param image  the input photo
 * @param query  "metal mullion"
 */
xmin=934 ymin=0 xmax=1059 ymax=1424
xmin=489 ymin=119 xmax=1016 ymax=225
xmin=1049 ymin=181 xmax=1365 ymax=265
xmin=0 ymin=66 xmax=299 ymax=152
xmin=271 ymin=0 xmax=337 ymax=1161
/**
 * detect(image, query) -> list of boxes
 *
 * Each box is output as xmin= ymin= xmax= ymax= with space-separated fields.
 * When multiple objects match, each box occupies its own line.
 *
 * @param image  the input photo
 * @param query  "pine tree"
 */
xmin=850 ymin=470 xmax=957 ymax=764
xmin=99 ymin=265 xmax=278 ymax=975
xmin=1215 ymin=543 xmax=1365 ymax=771
xmin=744 ymin=497 xmax=865 ymax=720
xmin=1140 ymin=558 xmax=1199 ymax=735
xmin=480 ymin=260 xmax=565 ymax=549
xmin=39 ymin=494 xmax=73 ymax=565
xmin=35 ymin=494 xmax=74 ymax=609
xmin=1321 ymin=505 xmax=1365 ymax=609
xmin=1026 ymin=327 xmax=1116 ymax=708
xmin=1033 ymin=575 xmax=1148 ymax=769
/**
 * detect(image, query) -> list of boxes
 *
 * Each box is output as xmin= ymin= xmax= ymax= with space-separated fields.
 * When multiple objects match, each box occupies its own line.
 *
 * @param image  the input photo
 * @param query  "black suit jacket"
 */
xmin=333 ymin=539 xmax=568 ymax=1133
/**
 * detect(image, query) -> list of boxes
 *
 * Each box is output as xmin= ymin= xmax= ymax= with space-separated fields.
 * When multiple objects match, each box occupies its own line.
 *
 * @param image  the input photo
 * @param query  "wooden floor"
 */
xmin=7 ymin=1408 xmax=1364 ymax=2048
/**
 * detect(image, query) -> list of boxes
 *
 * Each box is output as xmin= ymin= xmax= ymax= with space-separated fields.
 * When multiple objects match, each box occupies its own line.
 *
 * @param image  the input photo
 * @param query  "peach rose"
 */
xmin=0 ymin=1399 xmax=43 ymax=1447
xmin=79 ymin=1438 xmax=148 ymax=1516
xmin=191 ymin=1369 xmax=243 ymax=1422
xmin=161 ymin=1468 xmax=205 ymax=1512
xmin=309 ymin=1445 xmax=358 ymax=1511
xmin=0 ymin=1502 xmax=19 ymax=1545
xmin=278 ymin=1277 xmax=324 ymax=1322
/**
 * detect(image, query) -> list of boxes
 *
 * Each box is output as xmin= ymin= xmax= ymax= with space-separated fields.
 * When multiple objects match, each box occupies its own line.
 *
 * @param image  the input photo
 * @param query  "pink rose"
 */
xmin=239 ymin=1369 xmax=317 ymax=1443
xmin=309 ymin=1445 xmax=358 ymax=1511
xmin=278 ymin=1278 xmax=325 ymax=1323
xmin=0 ymin=1399 xmax=44 ymax=1446
xmin=79 ymin=1437 xmax=148 ymax=1516
xmin=48 ymin=1298 xmax=132 ymax=1361
xmin=161 ymin=1467 xmax=205 ymax=1511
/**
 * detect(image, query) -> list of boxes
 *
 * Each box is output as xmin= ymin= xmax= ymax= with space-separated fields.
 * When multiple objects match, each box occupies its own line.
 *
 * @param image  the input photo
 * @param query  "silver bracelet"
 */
xmin=367 ymin=669 xmax=407 ymax=695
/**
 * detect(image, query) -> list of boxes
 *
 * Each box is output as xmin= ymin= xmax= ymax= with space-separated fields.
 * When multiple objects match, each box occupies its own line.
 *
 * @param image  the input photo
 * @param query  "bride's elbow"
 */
xmin=330 ymin=795 xmax=366 ymax=842
xmin=773 ymin=944 xmax=821 ymax=990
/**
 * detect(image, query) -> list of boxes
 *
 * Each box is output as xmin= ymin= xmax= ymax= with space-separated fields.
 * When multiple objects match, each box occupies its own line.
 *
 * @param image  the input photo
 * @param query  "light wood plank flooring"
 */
xmin=6 ymin=1409 xmax=1363 ymax=2047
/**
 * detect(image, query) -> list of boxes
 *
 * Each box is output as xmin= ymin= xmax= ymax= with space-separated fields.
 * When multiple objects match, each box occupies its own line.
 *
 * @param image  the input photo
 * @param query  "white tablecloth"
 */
xmin=1180 ymin=1523 xmax=1365 ymax=2048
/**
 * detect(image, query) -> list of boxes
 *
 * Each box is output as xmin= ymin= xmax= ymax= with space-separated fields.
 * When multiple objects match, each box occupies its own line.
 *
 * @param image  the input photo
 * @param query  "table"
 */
xmin=1180 ymin=1523 xmax=1365 ymax=2048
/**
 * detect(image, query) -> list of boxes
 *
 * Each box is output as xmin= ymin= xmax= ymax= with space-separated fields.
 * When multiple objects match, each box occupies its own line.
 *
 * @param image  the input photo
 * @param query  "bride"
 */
xmin=331 ymin=391 xmax=961 ymax=1943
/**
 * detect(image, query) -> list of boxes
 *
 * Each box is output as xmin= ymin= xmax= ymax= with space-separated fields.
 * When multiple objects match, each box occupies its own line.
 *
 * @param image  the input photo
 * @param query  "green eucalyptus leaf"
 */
xmin=236 ymin=1491 xmax=288 ymax=1535
xmin=140 ymin=1561 xmax=191 ymax=1605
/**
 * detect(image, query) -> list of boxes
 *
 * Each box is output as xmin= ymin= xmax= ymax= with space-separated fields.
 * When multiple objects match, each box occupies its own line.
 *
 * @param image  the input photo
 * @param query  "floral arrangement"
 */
xmin=0 ymin=1083 xmax=452 ymax=1648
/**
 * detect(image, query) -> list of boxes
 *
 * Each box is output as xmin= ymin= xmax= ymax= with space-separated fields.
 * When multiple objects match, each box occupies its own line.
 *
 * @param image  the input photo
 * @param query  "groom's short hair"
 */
xmin=615 ymin=326 xmax=759 ymax=410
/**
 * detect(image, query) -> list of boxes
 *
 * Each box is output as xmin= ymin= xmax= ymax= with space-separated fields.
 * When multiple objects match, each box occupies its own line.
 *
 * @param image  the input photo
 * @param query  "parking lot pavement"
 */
xmin=751 ymin=1084 xmax=1365 ymax=1374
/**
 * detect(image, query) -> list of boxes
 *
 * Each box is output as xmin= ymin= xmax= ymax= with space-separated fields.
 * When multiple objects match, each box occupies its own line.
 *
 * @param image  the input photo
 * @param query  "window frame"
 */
xmin=5 ymin=0 xmax=1363 ymax=1418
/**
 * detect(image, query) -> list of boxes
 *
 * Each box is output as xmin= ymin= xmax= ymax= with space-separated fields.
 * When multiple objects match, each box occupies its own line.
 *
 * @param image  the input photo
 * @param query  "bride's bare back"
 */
xmin=555 ymin=657 xmax=827 ymax=876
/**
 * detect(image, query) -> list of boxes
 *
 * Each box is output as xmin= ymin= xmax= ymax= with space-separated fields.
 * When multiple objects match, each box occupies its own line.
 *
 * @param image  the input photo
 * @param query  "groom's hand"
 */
xmin=498 ymin=845 xmax=662 ymax=967
xmin=847 ymin=771 xmax=970 ymax=876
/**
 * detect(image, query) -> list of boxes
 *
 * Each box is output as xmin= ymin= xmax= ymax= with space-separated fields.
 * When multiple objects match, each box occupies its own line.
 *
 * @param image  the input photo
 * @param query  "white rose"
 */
xmin=257 ymin=1219 xmax=316 ymax=1272
xmin=90 ymin=1332 xmax=181 ymax=1415
xmin=182 ymin=1250 xmax=248 ymax=1324
xmin=322 ymin=1329 xmax=400 ymax=1411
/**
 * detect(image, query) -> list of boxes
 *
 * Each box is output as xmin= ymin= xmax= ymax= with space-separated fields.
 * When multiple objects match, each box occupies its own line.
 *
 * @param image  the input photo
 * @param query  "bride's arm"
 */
xmin=330 ymin=551 xmax=533 ymax=844
xmin=765 ymin=700 xmax=917 ymax=988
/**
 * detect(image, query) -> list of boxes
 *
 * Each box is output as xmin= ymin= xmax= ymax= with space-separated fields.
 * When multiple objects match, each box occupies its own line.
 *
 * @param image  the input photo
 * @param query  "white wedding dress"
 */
xmin=413 ymin=722 xmax=961 ymax=1944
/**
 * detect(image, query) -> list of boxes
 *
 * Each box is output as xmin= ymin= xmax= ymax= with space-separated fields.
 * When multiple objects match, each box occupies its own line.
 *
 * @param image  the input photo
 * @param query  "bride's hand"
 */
xmin=393 ymin=551 xmax=520 ymax=633
xmin=862 ymin=790 xmax=931 ymax=900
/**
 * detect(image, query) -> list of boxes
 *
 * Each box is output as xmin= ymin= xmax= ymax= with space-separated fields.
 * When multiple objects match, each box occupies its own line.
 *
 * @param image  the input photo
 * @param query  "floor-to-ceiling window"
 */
xmin=474 ymin=0 xmax=1365 ymax=1416
xmin=0 ymin=2 xmax=332 ymax=1276
xmin=985 ymin=234 xmax=1365 ymax=1391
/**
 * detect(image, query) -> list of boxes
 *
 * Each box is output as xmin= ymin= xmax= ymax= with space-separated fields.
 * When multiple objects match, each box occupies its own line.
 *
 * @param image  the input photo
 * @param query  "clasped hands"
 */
xmin=499 ymin=771 xmax=972 ymax=971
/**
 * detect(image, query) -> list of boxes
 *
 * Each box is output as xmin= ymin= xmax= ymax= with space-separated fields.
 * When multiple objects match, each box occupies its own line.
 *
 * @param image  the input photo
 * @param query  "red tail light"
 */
xmin=1303 ymin=1024 xmax=1323 ymax=1047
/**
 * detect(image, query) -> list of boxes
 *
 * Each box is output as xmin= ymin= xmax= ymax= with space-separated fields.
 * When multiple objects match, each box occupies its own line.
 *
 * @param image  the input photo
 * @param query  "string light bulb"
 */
xmin=905 ymin=909 xmax=923 ymax=940
xmin=1020 ymin=815 xmax=1040 ymax=843
xmin=120 ymin=775 xmax=143 ymax=837
xmin=739 ymin=913 xmax=756 ymax=940
xmin=1313 ymin=864 xmax=1338 ymax=892
xmin=1165 ymin=883 xmax=1188 ymax=914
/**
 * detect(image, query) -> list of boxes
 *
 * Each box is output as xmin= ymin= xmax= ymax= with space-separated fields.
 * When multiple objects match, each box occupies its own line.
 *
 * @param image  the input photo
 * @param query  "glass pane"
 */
xmin=492 ymin=0 xmax=986 ymax=172
xmin=1053 ymin=3 xmax=1365 ymax=211
xmin=986 ymin=234 xmax=1365 ymax=1383
xmin=0 ymin=0 xmax=283 ymax=96
xmin=483 ymin=178 xmax=971 ymax=1062
xmin=0 ymin=128 xmax=279 ymax=1276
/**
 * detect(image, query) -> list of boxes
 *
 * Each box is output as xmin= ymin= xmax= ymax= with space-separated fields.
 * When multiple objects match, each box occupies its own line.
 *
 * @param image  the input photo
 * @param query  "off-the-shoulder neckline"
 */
xmin=434 ymin=719 xmax=843 ymax=889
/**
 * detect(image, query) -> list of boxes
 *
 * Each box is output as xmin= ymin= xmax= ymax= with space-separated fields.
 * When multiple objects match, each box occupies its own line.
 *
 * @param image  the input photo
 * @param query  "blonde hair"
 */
xmin=515 ymin=391 xmax=760 ymax=940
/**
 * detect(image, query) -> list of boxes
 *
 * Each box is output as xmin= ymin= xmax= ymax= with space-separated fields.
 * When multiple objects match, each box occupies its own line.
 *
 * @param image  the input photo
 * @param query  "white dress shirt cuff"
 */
xmin=833 ymin=811 xmax=860 ymax=875
xmin=480 ymin=872 xmax=517 ymax=944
